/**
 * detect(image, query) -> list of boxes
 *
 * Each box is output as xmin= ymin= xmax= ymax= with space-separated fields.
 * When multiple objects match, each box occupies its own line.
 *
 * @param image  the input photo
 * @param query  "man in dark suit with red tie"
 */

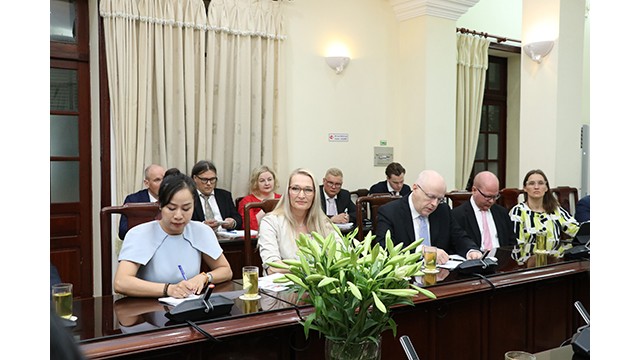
xmin=451 ymin=171 xmax=516 ymax=251
xmin=376 ymin=169 xmax=482 ymax=264
xmin=190 ymin=160 xmax=242 ymax=231
xmin=118 ymin=164 xmax=165 ymax=239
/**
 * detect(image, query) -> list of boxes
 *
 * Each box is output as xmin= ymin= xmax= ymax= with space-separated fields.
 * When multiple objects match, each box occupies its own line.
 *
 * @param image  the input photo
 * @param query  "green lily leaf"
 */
xmin=372 ymin=292 xmax=387 ymax=313
xmin=346 ymin=281 xmax=362 ymax=300
xmin=318 ymin=276 xmax=339 ymax=287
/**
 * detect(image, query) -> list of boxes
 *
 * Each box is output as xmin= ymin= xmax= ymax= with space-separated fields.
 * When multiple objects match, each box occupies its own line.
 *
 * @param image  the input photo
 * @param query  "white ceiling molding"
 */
xmin=389 ymin=0 xmax=480 ymax=22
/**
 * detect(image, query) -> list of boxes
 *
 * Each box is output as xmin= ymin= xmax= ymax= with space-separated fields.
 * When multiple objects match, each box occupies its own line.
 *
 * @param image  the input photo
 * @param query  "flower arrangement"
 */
xmin=268 ymin=229 xmax=436 ymax=357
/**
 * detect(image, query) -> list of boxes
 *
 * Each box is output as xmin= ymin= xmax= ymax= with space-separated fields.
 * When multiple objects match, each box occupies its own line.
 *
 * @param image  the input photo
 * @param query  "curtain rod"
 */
xmin=456 ymin=27 xmax=521 ymax=44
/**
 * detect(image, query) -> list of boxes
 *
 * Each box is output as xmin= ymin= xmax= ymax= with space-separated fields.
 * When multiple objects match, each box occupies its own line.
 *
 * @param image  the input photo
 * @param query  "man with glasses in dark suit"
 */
xmin=452 ymin=171 xmax=516 ymax=252
xmin=191 ymin=160 xmax=242 ymax=231
xmin=319 ymin=168 xmax=357 ymax=225
xmin=376 ymin=169 xmax=482 ymax=264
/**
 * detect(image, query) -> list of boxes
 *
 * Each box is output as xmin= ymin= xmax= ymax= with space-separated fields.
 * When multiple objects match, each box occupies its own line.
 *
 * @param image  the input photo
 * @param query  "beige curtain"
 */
xmin=205 ymin=0 xmax=286 ymax=196
xmin=100 ymin=0 xmax=285 ymax=208
xmin=454 ymin=33 xmax=490 ymax=190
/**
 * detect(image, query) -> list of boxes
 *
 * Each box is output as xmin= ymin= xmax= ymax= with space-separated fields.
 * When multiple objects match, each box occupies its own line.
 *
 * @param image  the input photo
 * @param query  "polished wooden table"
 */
xmin=72 ymin=247 xmax=589 ymax=359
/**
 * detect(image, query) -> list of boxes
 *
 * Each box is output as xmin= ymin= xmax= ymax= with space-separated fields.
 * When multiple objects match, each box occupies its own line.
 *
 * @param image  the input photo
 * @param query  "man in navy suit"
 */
xmin=451 ymin=171 xmax=516 ymax=251
xmin=368 ymin=162 xmax=411 ymax=196
xmin=319 ymin=168 xmax=357 ymax=224
xmin=574 ymin=194 xmax=590 ymax=223
xmin=191 ymin=160 xmax=242 ymax=231
xmin=376 ymin=169 xmax=482 ymax=264
xmin=118 ymin=164 xmax=165 ymax=239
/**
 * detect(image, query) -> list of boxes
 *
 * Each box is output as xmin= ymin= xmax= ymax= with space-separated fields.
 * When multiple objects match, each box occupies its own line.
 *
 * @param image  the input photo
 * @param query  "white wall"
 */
xmin=458 ymin=0 xmax=522 ymax=40
xmin=283 ymin=0 xmax=402 ymax=190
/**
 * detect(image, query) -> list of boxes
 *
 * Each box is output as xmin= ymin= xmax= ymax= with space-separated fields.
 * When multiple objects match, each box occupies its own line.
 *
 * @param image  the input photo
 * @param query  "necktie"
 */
xmin=481 ymin=210 xmax=492 ymax=251
xmin=202 ymin=194 xmax=214 ymax=221
xmin=419 ymin=216 xmax=430 ymax=246
xmin=327 ymin=197 xmax=337 ymax=216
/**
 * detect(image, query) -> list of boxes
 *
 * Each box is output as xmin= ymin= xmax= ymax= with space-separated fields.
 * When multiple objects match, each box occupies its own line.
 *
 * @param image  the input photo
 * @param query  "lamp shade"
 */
xmin=325 ymin=56 xmax=350 ymax=74
xmin=523 ymin=41 xmax=554 ymax=63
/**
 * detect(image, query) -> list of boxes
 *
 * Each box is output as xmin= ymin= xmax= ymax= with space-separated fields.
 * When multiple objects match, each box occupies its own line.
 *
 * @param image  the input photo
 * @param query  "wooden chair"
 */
xmin=445 ymin=191 xmax=472 ymax=208
xmin=243 ymin=198 xmax=280 ymax=270
xmin=100 ymin=202 xmax=161 ymax=296
xmin=551 ymin=186 xmax=579 ymax=214
xmin=349 ymin=188 xmax=369 ymax=203
xmin=235 ymin=196 xmax=244 ymax=210
xmin=355 ymin=195 xmax=401 ymax=240
xmin=498 ymin=188 xmax=524 ymax=210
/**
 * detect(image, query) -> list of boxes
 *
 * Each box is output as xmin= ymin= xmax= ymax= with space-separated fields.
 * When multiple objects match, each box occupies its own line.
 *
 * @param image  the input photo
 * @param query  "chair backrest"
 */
xmin=100 ymin=202 xmax=161 ymax=296
xmin=243 ymin=198 xmax=280 ymax=269
xmin=445 ymin=191 xmax=472 ymax=209
xmin=355 ymin=195 xmax=402 ymax=240
xmin=498 ymin=188 xmax=524 ymax=210
xmin=349 ymin=188 xmax=369 ymax=204
xmin=551 ymin=186 xmax=579 ymax=214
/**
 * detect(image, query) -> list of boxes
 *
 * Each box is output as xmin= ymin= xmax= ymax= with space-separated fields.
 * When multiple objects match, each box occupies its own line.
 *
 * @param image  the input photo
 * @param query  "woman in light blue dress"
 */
xmin=115 ymin=172 xmax=232 ymax=298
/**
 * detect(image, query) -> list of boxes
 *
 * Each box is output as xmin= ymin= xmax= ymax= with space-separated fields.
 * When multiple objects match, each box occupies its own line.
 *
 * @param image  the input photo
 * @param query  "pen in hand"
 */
xmin=178 ymin=265 xmax=188 ymax=281
xmin=178 ymin=264 xmax=195 ymax=295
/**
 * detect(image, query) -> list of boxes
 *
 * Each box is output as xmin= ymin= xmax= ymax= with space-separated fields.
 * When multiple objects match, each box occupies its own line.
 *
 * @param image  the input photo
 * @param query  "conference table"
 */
xmin=73 ymin=247 xmax=589 ymax=359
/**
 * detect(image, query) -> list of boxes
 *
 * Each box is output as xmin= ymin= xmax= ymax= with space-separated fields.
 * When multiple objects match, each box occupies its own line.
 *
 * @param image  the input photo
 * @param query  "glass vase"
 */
xmin=324 ymin=336 xmax=382 ymax=360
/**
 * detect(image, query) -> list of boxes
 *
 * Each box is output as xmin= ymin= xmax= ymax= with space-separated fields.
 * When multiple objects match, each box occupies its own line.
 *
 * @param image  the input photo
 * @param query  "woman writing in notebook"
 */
xmin=509 ymin=169 xmax=580 ymax=263
xmin=237 ymin=165 xmax=282 ymax=231
xmin=114 ymin=171 xmax=232 ymax=298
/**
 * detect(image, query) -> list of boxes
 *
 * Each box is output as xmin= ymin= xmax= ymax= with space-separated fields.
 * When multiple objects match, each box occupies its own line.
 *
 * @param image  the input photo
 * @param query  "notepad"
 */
xmin=335 ymin=222 xmax=354 ymax=231
xmin=158 ymin=294 xmax=201 ymax=306
xmin=215 ymin=230 xmax=258 ymax=240
xmin=437 ymin=254 xmax=466 ymax=270
xmin=259 ymin=273 xmax=293 ymax=292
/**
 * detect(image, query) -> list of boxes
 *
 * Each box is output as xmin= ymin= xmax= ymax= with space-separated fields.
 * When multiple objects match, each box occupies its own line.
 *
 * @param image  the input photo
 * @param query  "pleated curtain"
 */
xmin=454 ymin=33 xmax=490 ymax=190
xmin=100 ymin=0 xmax=286 ymax=210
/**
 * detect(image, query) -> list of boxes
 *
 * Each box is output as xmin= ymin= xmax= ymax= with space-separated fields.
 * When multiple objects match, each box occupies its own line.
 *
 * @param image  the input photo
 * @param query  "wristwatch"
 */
xmin=206 ymin=272 xmax=214 ymax=284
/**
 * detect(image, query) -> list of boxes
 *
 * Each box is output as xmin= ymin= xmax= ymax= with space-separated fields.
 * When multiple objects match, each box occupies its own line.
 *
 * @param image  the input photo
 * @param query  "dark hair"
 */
xmin=158 ymin=172 xmax=197 ymax=208
xmin=522 ymin=169 xmax=558 ymax=213
xmin=191 ymin=160 xmax=217 ymax=178
xmin=164 ymin=167 xmax=181 ymax=178
xmin=385 ymin=162 xmax=406 ymax=178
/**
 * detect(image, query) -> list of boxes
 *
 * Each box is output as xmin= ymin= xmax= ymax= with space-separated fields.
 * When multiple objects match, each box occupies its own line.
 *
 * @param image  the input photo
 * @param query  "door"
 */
xmin=50 ymin=0 xmax=93 ymax=299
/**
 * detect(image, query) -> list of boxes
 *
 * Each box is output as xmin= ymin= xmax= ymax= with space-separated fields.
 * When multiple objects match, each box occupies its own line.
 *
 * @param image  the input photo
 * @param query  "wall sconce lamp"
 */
xmin=325 ymin=56 xmax=350 ymax=74
xmin=523 ymin=41 xmax=554 ymax=63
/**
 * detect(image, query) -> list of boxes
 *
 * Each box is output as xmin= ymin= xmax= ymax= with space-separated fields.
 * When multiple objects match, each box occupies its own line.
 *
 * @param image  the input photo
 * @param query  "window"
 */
xmin=466 ymin=56 xmax=507 ymax=190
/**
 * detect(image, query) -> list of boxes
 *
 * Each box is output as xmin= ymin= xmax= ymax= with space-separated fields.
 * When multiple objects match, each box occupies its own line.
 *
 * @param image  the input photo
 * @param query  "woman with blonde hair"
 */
xmin=237 ymin=165 xmax=281 ymax=231
xmin=258 ymin=168 xmax=339 ymax=274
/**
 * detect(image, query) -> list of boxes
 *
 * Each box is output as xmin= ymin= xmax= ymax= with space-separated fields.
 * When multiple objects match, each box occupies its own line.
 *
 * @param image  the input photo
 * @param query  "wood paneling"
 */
xmin=77 ymin=261 xmax=589 ymax=360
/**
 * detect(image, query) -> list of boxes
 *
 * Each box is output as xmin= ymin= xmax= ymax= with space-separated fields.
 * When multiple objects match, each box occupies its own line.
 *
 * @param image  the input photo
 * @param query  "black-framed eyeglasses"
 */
xmin=416 ymin=184 xmax=446 ymax=204
xmin=196 ymin=175 xmax=218 ymax=184
xmin=476 ymin=187 xmax=501 ymax=201
xmin=289 ymin=186 xmax=315 ymax=195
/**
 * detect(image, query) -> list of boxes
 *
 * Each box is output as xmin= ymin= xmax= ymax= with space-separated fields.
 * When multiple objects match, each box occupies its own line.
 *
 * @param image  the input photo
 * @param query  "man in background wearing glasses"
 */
xmin=191 ymin=160 xmax=242 ymax=231
xmin=452 ymin=171 xmax=517 ymax=252
xmin=376 ymin=169 xmax=482 ymax=264
xmin=319 ymin=168 xmax=357 ymax=225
